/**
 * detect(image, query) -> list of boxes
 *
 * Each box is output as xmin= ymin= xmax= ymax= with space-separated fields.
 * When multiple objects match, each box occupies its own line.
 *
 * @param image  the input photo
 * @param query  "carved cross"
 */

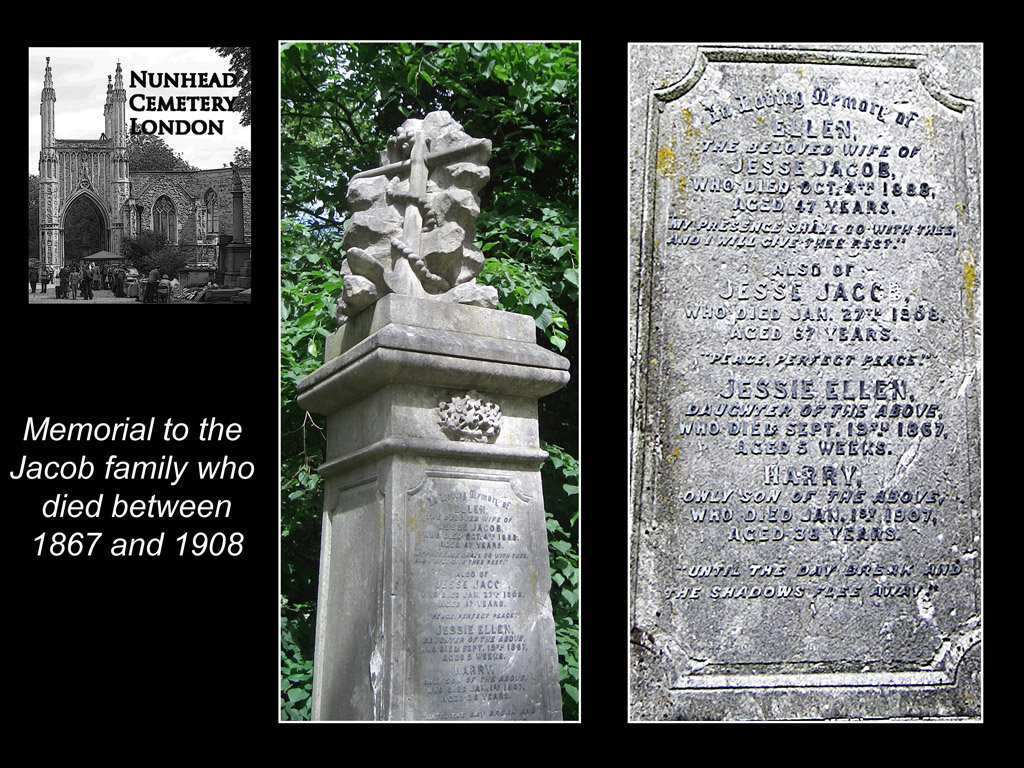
xmin=348 ymin=127 xmax=489 ymax=297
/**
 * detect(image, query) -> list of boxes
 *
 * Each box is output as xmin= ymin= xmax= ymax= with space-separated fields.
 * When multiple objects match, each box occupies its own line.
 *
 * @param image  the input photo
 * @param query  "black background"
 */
xmin=19 ymin=34 xmax=987 ymax=745
xmin=14 ymin=39 xmax=288 ymax=734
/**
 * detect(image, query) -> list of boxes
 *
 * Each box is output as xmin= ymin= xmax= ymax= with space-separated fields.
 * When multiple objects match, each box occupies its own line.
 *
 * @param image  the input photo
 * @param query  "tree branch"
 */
xmin=292 ymin=57 xmax=367 ymax=150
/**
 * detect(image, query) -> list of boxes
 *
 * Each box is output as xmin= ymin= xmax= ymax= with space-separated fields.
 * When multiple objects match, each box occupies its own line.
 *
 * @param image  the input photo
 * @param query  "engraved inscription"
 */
xmin=633 ymin=47 xmax=980 ymax=693
xmin=407 ymin=473 xmax=538 ymax=720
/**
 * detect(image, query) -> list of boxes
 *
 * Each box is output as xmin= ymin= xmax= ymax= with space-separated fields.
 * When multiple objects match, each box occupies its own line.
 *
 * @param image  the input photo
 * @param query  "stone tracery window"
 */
xmin=204 ymin=189 xmax=219 ymax=242
xmin=153 ymin=195 xmax=176 ymax=243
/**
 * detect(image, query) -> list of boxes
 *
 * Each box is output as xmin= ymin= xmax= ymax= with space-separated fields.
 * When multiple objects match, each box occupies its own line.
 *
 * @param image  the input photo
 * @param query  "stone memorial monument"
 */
xmin=629 ymin=44 xmax=981 ymax=720
xmin=297 ymin=111 xmax=568 ymax=721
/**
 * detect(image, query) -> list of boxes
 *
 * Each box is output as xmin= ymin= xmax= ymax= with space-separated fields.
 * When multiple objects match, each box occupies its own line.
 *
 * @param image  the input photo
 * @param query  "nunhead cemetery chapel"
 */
xmin=37 ymin=57 xmax=251 ymax=283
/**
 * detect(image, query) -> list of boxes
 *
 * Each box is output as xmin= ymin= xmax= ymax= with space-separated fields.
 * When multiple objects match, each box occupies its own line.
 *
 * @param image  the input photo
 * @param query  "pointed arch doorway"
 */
xmin=60 ymin=187 xmax=111 ymax=265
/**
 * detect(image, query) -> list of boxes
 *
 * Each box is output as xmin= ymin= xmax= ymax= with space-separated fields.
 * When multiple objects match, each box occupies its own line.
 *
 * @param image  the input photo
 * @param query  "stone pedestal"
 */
xmin=297 ymin=294 xmax=569 ymax=721
xmin=222 ymin=242 xmax=250 ymax=288
xmin=203 ymin=288 xmax=243 ymax=303
xmin=181 ymin=267 xmax=215 ymax=288
xmin=239 ymin=256 xmax=251 ymax=289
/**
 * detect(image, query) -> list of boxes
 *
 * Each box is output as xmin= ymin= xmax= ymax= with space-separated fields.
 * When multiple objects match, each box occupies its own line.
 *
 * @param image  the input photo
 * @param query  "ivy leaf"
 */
xmin=287 ymin=687 xmax=310 ymax=703
xmin=534 ymin=307 xmax=553 ymax=330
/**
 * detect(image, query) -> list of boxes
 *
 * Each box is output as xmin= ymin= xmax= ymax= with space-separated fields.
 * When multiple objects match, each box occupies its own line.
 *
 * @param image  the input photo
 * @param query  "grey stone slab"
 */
xmin=629 ymin=44 xmax=981 ymax=721
xmin=311 ymin=457 xmax=563 ymax=721
xmin=327 ymin=293 xmax=540 ymax=359
xmin=297 ymin=302 xmax=570 ymax=417
xmin=396 ymin=465 xmax=561 ymax=720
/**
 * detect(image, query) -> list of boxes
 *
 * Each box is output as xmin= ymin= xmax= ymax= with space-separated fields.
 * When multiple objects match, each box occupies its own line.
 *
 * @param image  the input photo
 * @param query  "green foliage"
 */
xmin=280 ymin=42 xmax=578 ymax=720
xmin=542 ymin=442 xmax=579 ymax=719
xmin=477 ymin=206 xmax=578 ymax=353
xmin=280 ymin=213 xmax=341 ymax=719
xmin=280 ymin=214 xmax=340 ymax=694
xmin=281 ymin=597 xmax=314 ymax=720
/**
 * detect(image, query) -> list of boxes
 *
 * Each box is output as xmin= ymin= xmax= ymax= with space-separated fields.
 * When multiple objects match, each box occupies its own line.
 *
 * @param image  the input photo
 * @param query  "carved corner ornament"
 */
xmin=437 ymin=391 xmax=502 ymax=443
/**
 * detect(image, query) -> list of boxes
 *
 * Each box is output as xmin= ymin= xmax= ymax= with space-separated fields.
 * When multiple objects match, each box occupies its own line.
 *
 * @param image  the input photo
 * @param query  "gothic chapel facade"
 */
xmin=37 ymin=57 xmax=251 ymax=271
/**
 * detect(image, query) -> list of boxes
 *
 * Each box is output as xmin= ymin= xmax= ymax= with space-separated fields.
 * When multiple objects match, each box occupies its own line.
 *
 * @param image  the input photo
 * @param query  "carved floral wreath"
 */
xmin=437 ymin=391 xmax=502 ymax=443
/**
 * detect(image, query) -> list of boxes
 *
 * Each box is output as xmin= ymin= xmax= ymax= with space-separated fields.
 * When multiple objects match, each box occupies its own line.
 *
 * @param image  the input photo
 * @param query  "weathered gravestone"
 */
xmin=297 ymin=111 xmax=567 ymax=721
xmin=629 ymin=44 xmax=981 ymax=720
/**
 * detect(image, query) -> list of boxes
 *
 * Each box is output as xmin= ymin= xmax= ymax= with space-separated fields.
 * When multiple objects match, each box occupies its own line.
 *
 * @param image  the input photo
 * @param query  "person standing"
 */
xmin=146 ymin=267 xmax=160 ymax=303
xmin=69 ymin=264 xmax=80 ymax=300
xmin=29 ymin=263 xmax=39 ymax=293
xmin=58 ymin=264 xmax=69 ymax=299
xmin=126 ymin=265 xmax=139 ymax=299
xmin=80 ymin=264 xmax=93 ymax=300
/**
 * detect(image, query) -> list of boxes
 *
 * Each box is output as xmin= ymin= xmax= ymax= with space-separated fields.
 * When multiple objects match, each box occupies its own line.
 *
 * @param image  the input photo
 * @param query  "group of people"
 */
xmin=28 ymin=264 xmax=52 ymax=294
xmin=28 ymin=262 xmax=178 ymax=302
xmin=141 ymin=268 xmax=175 ymax=303
xmin=52 ymin=261 xmax=106 ymax=300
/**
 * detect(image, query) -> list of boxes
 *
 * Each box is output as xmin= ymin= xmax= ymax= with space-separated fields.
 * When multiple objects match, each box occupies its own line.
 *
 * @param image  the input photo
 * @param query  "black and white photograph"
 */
xmin=28 ymin=46 xmax=252 ymax=304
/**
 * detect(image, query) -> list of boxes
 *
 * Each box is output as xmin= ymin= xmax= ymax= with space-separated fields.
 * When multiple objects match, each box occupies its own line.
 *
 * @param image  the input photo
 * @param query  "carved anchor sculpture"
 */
xmin=336 ymin=111 xmax=499 ymax=324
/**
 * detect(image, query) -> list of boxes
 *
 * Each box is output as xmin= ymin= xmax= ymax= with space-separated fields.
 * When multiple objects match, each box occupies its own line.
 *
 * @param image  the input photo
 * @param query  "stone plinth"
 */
xmin=239 ymin=256 xmax=251 ymax=289
xmin=222 ymin=242 xmax=250 ymax=288
xmin=203 ymin=287 xmax=243 ymax=303
xmin=297 ymin=293 xmax=568 ymax=721
xmin=181 ymin=267 xmax=215 ymax=287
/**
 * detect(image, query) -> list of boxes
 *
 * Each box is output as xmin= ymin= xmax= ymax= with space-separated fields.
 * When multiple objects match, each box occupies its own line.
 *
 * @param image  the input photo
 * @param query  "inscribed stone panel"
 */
xmin=402 ymin=468 xmax=560 ymax=720
xmin=629 ymin=44 xmax=981 ymax=721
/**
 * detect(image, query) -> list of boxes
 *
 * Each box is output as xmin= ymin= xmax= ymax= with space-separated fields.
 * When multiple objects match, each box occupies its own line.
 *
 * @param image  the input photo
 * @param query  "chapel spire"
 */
xmin=111 ymin=60 xmax=127 ymax=148
xmin=38 ymin=55 xmax=59 ymax=269
xmin=104 ymin=74 xmax=113 ymax=138
xmin=40 ymin=56 xmax=56 ymax=150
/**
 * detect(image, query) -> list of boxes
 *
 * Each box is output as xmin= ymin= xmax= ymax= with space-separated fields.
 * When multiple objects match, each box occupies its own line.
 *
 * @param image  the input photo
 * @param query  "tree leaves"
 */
xmin=281 ymin=597 xmax=315 ymax=720
xmin=542 ymin=440 xmax=579 ymax=719
xmin=127 ymin=133 xmax=196 ymax=172
xmin=212 ymin=46 xmax=251 ymax=126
